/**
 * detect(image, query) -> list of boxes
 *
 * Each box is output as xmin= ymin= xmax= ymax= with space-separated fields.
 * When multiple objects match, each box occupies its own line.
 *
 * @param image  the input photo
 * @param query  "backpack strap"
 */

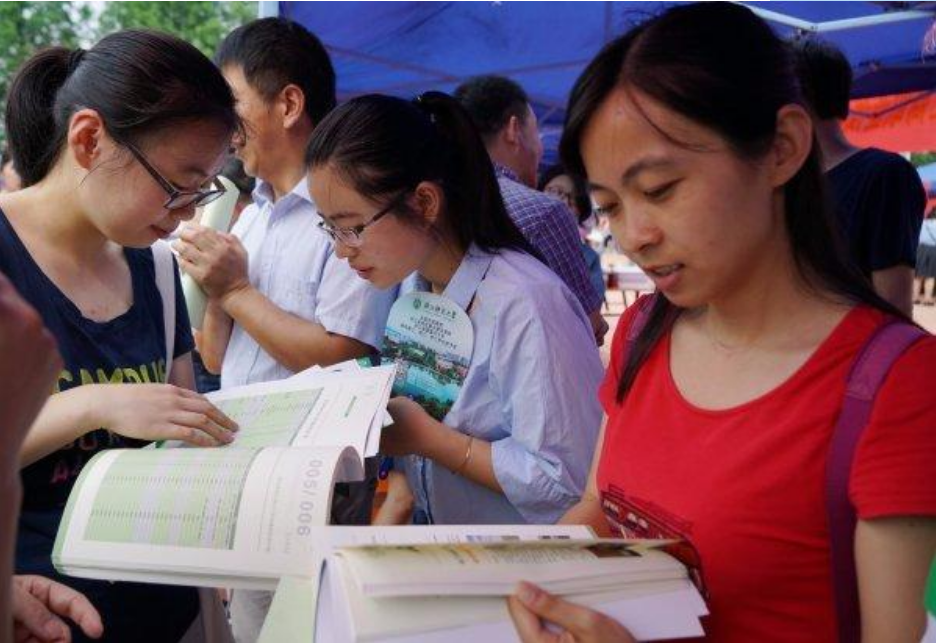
xmin=827 ymin=319 xmax=928 ymax=643
xmin=151 ymin=240 xmax=177 ymax=383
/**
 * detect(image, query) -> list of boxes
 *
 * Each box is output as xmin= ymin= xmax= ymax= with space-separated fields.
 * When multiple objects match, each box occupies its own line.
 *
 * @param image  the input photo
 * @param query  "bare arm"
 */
xmin=857 ymin=516 xmax=936 ymax=643
xmin=21 ymin=353 xmax=236 ymax=466
xmin=20 ymin=387 xmax=99 ymax=468
xmin=168 ymin=352 xmax=197 ymax=391
xmin=872 ymin=265 xmax=915 ymax=317
xmin=22 ymin=353 xmax=199 ymax=466
xmin=220 ymin=285 xmax=372 ymax=371
xmin=176 ymin=225 xmax=373 ymax=371
xmin=0 ymin=274 xmax=62 ymax=640
xmin=382 ymin=398 xmax=503 ymax=493
xmin=372 ymin=470 xmax=415 ymax=526
xmin=196 ymin=300 xmax=233 ymax=375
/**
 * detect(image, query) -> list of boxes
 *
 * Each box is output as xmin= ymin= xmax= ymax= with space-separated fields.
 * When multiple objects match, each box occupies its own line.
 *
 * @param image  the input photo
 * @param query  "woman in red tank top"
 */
xmin=508 ymin=4 xmax=936 ymax=642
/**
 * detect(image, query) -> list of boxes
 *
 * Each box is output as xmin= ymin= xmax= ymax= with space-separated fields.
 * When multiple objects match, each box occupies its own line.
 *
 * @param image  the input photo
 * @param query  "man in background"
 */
xmin=793 ymin=38 xmax=925 ymax=316
xmin=455 ymin=75 xmax=608 ymax=344
xmin=174 ymin=18 xmax=397 ymax=641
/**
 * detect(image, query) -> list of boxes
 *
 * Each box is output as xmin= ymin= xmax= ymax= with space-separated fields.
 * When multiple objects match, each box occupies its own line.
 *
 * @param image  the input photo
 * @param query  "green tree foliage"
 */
xmin=0 ymin=2 xmax=91 ymax=141
xmin=0 ymin=1 xmax=256 ymax=149
xmin=97 ymin=1 xmax=258 ymax=58
xmin=911 ymin=152 xmax=936 ymax=168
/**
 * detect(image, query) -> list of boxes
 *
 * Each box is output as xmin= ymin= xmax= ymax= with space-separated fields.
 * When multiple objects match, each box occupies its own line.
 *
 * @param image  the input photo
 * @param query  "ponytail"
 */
xmin=5 ymin=30 xmax=237 ymax=188
xmin=412 ymin=91 xmax=527 ymax=253
xmin=5 ymin=47 xmax=74 ymax=186
xmin=307 ymin=92 xmax=528 ymax=254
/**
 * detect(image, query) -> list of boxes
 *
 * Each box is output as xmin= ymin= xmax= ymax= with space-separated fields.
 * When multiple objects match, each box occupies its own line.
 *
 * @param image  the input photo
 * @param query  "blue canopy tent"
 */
xmin=266 ymin=1 xmax=936 ymax=162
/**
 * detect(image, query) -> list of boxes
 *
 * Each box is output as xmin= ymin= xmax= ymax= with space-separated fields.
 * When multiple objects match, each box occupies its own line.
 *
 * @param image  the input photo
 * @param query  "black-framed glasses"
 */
xmin=317 ymin=191 xmax=409 ymax=248
xmin=123 ymin=142 xmax=226 ymax=211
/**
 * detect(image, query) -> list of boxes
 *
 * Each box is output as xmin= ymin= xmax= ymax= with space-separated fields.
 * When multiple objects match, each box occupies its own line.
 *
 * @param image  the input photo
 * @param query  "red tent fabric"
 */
xmin=844 ymin=91 xmax=936 ymax=153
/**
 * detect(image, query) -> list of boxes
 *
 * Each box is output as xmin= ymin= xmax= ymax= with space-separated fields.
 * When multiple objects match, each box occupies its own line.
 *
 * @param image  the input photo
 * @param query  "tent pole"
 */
xmin=258 ymin=1 xmax=278 ymax=19
xmin=740 ymin=2 xmax=933 ymax=34
xmin=812 ymin=11 xmax=935 ymax=34
xmin=738 ymin=4 xmax=815 ymax=30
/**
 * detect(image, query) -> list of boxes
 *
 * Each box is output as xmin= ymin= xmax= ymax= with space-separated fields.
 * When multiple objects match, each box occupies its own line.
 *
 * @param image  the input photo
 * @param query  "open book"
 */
xmin=257 ymin=526 xmax=708 ymax=642
xmin=53 ymin=366 xmax=395 ymax=589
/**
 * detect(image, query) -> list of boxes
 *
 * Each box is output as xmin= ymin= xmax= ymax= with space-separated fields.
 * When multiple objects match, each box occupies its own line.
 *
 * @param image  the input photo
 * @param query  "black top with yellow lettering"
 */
xmin=1 ymin=208 xmax=199 ymax=643
xmin=0 ymin=208 xmax=194 ymax=510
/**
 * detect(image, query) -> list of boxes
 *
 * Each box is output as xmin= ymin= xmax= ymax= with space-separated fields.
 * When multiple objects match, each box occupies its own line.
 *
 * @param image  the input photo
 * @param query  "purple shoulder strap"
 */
xmin=826 ymin=320 xmax=927 ymax=643
xmin=626 ymin=293 xmax=659 ymax=344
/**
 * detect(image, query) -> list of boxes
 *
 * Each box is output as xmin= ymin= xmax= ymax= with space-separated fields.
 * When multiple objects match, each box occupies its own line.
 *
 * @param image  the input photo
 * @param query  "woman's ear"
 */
xmin=413 ymin=181 xmax=445 ymax=227
xmin=67 ymin=108 xmax=107 ymax=171
xmin=770 ymin=104 xmax=813 ymax=188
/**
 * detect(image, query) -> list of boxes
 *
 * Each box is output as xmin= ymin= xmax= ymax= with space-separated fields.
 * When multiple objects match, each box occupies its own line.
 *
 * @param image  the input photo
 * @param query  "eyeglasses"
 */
xmin=317 ymin=191 xmax=409 ymax=248
xmin=123 ymin=142 xmax=226 ymax=211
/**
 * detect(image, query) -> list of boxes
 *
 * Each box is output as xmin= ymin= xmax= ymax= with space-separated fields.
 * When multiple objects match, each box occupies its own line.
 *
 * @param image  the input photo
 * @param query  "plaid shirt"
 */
xmin=496 ymin=164 xmax=602 ymax=315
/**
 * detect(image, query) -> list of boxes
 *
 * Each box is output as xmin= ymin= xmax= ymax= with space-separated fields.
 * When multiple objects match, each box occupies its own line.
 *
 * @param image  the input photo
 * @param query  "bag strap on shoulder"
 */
xmin=626 ymin=293 xmax=660 ymax=343
xmin=827 ymin=319 xmax=928 ymax=643
xmin=151 ymin=240 xmax=177 ymax=382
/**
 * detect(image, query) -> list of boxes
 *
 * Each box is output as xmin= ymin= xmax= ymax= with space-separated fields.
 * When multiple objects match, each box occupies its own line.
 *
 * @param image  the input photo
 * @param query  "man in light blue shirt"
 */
xmin=177 ymin=20 xmax=395 ymax=391
xmin=174 ymin=19 xmax=397 ymax=641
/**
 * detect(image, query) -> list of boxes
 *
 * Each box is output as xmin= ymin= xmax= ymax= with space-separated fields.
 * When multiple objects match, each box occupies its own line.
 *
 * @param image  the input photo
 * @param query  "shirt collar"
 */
xmin=493 ymin=163 xmax=520 ymax=184
xmin=252 ymin=177 xmax=314 ymax=211
xmin=442 ymin=244 xmax=495 ymax=311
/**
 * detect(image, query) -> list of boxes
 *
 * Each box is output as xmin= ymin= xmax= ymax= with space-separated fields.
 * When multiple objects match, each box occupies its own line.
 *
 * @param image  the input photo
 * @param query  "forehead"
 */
xmin=579 ymin=87 xmax=723 ymax=187
xmin=309 ymin=164 xmax=371 ymax=220
xmin=146 ymin=122 xmax=231 ymax=176
xmin=222 ymin=64 xmax=263 ymax=103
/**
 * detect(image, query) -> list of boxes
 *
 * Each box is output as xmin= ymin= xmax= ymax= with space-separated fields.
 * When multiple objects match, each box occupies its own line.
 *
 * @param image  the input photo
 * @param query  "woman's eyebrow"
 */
xmin=620 ymin=157 xmax=676 ymax=186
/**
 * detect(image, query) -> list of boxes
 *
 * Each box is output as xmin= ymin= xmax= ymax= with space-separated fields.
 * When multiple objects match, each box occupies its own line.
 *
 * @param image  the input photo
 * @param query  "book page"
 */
xmin=54 ymin=445 xmax=360 ymax=589
xmin=338 ymin=540 xmax=685 ymax=597
xmin=287 ymin=360 xmax=393 ymax=457
xmin=207 ymin=365 xmax=395 ymax=459
xmin=258 ymin=571 xmax=323 ymax=643
xmin=214 ymin=388 xmax=323 ymax=449
xmin=321 ymin=577 xmax=706 ymax=642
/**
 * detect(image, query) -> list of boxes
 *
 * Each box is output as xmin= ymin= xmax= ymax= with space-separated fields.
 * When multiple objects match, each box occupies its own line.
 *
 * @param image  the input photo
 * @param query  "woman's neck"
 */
xmin=419 ymin=233 xmax=466 ymax=295
xmin=5 ymin=170 xmax=111 ymax=262
xmin=698 ymin=220 xmax=846 ymax=351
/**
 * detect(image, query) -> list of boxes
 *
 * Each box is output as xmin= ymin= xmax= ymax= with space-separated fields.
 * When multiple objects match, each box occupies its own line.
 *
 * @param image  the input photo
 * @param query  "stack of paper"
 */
xmin=257 ymin=526 xmax=707 ymax=642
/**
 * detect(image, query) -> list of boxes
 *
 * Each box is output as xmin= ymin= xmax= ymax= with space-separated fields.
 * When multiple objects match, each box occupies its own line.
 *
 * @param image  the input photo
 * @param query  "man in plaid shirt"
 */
xmin=456 ymin=76 xmax=608 ymax=345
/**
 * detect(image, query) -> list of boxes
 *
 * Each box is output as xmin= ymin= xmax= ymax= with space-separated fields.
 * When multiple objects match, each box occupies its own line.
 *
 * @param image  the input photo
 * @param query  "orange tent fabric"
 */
xmin=844 ymin=92 xmax=936 ymax=153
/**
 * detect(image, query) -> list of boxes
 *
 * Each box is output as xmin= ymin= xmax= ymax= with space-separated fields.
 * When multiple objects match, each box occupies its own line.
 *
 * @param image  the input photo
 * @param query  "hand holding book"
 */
xmin=381 ymin=396 xmax=440 ymax=456
xmin=509 ymin=581 xmax=637 ymax=643
xmin=91 ymin=383 xmax=238 ymax=447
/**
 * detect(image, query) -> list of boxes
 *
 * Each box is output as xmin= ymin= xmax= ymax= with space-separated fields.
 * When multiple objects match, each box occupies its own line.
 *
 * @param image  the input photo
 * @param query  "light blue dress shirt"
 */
xmin=403 ymin=246 xmax=603 ymax=525
xmin=221 ymin=179 xmax=398 ymax=387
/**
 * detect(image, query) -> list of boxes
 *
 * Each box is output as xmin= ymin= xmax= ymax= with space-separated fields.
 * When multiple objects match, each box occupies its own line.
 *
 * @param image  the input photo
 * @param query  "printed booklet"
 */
xmin=53 ymin=364 xmax=707 ymax=640
xmin=53 ymin=366 xmax=396 ymax=589
xmin=258 ymin=526 xmax=708 ymax=642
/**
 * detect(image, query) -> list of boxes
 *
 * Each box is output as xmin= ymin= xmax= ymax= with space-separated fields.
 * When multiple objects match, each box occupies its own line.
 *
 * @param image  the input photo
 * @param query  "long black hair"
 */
xmin=559 ymin=2 xmax=907 ymax=402
xmin=6 ymin=30 xmax=238 ymax=187
xmin=306 ymin=91 xmax=529 ymax=255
